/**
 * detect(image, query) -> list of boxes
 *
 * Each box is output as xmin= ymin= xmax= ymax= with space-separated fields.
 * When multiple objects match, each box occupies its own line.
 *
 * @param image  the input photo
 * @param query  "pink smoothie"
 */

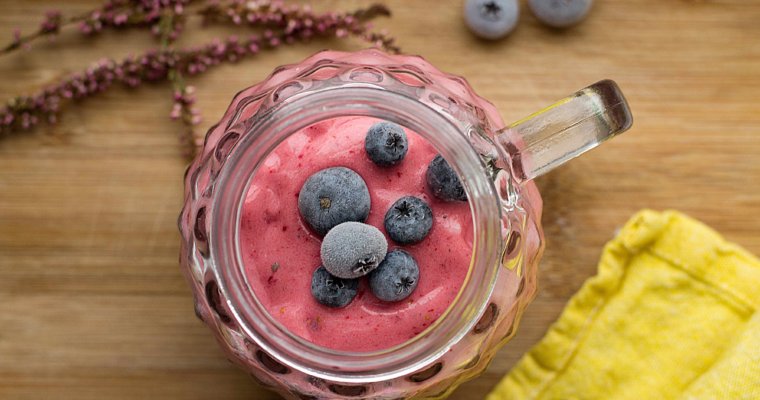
xmin=239 ymin=116 xmax=473 ymax=352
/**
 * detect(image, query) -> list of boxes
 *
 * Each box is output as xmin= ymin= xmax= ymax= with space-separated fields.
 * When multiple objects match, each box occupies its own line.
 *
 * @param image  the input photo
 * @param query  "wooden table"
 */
xmin=1 ymin=0 xmax=758 ymax=398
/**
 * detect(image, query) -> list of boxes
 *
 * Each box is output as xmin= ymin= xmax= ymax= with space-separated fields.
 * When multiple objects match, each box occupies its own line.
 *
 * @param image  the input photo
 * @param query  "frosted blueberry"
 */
xmin=384 ymin=196 xmax=433 ymax=245
xmin=528 ymin=0 xmax=593 ymax=28
xmin=321 ymin=222 xmax=388 ymax=279
xmin=369 ymin=250 xmax=420 ymax=302
xmin=365 ymin=121 xmax=408 ymax=167
xmin=464 ymin=0 xmax=519 ymax=40
xmin=298 ymin=167 xmax=371 ymax=236
xmin=426 ymin=155 xmax=467 ymax=202
xmin=311 ymin=266 xmax=359 ymax=308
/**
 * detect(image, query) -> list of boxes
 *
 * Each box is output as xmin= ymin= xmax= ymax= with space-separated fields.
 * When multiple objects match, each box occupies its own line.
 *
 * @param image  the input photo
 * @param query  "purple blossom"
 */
xmin=40 ymin=11 xmax=62 ymax=34
xmin=0 ymin=1 xmax=398 ymax=158
xmin=113 ymin=13 xmax=129 ymax=25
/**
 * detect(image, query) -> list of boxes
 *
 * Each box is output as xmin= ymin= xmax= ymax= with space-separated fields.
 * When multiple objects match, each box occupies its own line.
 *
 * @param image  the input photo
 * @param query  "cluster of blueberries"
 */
xmin=298 ymin=122 xmax=467 ymax=308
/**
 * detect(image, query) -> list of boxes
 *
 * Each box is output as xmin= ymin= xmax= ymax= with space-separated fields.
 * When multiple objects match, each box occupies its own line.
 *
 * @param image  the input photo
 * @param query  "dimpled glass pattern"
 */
xmin=178 ymin=49 xmax=544 ymax=399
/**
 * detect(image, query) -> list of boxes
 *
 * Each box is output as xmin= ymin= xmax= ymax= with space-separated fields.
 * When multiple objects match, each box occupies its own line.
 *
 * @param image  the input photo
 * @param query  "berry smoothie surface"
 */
xmin=239 ymin=116 xmax=473 ymax=352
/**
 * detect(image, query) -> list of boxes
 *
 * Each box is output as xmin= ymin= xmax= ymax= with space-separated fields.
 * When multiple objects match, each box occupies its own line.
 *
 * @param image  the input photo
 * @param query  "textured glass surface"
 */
xmin=178 ymin=49 xmax=544 ymax=399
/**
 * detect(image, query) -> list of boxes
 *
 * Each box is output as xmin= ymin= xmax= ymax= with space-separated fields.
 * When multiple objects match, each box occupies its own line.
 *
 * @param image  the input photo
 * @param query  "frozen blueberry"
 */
xmin=369 ymin=250 xmax=420 ymax=302
xmin=364 ymin=122 xmax=409 ymax=167
xmin=528 ymin=0 xmax=592 ymax=28
xmin=298 ymin=167 xmax=371 ymax=236
xmin=321 ymin=222 xmax=388 ymax=279
xmin=426 ymin=155 xmax=467 ymax=202
xmin=311 ymin=266 xmax=359 ymax=308
xmin=384 ymin=196 xmax=433 ymax=245
xmin=464 ymin=0 xmax=519 ymax=40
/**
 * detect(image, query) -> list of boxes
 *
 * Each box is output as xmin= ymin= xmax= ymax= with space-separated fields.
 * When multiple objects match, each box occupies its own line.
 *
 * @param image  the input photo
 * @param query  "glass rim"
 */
xmin=209 ymin=84 xmax=503 ymax=383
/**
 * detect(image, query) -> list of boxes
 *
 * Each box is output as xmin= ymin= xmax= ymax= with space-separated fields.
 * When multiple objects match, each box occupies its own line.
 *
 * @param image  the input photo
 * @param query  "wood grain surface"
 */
xmin=1 ymin=0 xmax=759 ymax=399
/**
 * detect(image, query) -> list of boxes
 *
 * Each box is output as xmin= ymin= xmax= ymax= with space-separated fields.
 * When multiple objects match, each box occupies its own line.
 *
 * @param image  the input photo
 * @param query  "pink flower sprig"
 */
xmin=40 ymin=11 xmax=63 ymax=35
xmin=170 ymin=80 xmax=202 ymax=155
xmin=0 ymin=36 xmax=262 ymax=136
xmin=77 ymin=0 xmax=192 ymax=37
xmin=2 ymin=0 xmax=398 ymax=57
xmin=2 ymin=0 xmax=194 ymax=56
xmin=0 ymin=2 xmax=397 ymax=158
xmin=199 ymin=1 xmax=398 ymax=52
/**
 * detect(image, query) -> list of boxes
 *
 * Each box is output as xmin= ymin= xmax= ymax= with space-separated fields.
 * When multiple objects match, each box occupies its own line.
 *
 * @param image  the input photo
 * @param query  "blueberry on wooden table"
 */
xmin=529 ymin=0 xmax=593 ymax=28
xmin=464 ymin=0 xmax=520 ymax=40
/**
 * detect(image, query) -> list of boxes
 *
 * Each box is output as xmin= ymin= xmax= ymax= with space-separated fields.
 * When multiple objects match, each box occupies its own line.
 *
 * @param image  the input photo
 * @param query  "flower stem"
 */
xmin=0 ymin=1 xmax=399 ymax=159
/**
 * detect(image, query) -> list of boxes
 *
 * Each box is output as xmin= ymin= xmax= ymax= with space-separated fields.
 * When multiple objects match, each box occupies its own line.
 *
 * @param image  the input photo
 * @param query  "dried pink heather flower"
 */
xmin=113 ymin=13 xmax=129 ymax=25
xmin=0 ymin=1 xmax=399 ymax=158
xmin=11 ymin=28 xmax=21 ymax=49
xmin=40 ymin=11 xmax=63 ymax=34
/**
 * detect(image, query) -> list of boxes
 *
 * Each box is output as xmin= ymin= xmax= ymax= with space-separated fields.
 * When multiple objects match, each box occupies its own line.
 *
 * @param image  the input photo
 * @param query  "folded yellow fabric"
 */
xmin=488 ymin=210 xmax=760 ymax=400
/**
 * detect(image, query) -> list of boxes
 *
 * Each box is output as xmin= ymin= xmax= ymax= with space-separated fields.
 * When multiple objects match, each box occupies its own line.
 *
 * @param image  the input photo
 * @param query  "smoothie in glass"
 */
xmin=179 ymin=49 xmax=631 ymax=400
xmin=239 ymin=116 xmax=473 ymax=351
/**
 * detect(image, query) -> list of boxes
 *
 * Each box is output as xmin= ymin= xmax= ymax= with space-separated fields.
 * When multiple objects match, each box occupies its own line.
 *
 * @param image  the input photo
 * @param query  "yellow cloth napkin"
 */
xmin=487 ymin=210 xmax=760 ymax=400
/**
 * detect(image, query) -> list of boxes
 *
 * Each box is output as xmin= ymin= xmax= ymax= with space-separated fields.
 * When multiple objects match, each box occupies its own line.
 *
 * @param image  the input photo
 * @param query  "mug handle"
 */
xmin=496 ymin=80 xmax=633 ymax=182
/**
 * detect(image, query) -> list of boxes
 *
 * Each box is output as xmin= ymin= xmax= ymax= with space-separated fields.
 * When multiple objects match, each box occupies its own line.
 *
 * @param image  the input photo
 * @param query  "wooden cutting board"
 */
xmin=1 ymin=0 xmax=758 ymax=398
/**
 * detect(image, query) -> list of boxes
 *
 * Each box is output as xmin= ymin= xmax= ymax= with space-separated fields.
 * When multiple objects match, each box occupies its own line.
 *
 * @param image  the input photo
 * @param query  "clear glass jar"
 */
xmin=178 ymin=49 xmax=631 ymax=399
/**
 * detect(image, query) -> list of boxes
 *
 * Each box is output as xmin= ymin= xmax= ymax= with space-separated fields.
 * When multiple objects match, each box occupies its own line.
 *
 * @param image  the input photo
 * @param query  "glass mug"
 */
xmin=178 ymin=49 xmax=631 ymax=399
